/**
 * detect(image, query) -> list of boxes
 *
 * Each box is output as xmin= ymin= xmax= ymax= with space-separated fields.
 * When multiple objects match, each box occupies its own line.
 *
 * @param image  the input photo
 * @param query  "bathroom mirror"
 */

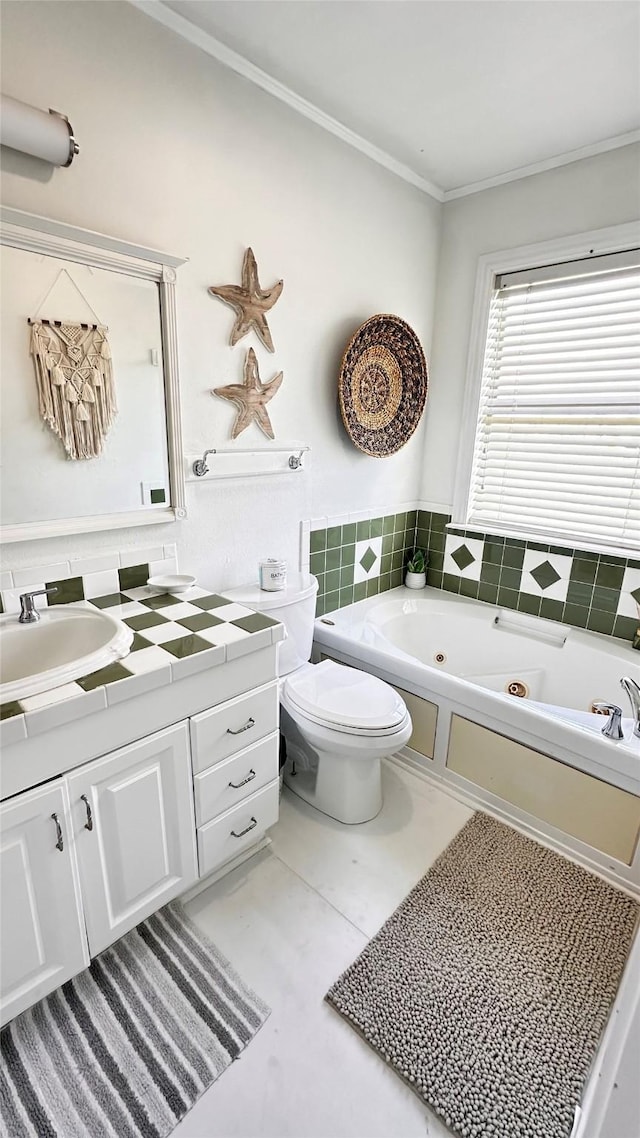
xmin=0 ymin=207 xmax=187 ymax=542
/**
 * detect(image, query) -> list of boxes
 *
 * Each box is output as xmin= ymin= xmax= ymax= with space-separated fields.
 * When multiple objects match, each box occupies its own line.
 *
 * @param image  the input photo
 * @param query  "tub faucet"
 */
xmin=620 ymin=677 xmax=640 ymax=739
xmin=593 ymin=702 xmax=624 ymax=741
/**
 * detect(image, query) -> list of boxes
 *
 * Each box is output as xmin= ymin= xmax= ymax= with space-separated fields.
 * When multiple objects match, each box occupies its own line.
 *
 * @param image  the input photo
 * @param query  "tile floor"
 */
xmin=176 ymin=761 xmax=472 ymax=1138
xmin=176 ymin=761 xmax=639 ymax=1138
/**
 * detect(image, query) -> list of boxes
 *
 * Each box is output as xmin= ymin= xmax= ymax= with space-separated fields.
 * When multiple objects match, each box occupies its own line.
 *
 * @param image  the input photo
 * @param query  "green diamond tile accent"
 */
xmin=631 ymin=586 xmax=640 ymax=604
xmin=0 ymin=700 xmax=22 ymax=720
xmin=46 ymin=576 xmax=84 ymax=604
xmin=139 ymin=593 xmax=183 ymax=610
xmin=125 ymin=611 xmax=168 ymax=631
xmin=162 ymin=634 xmax=212 ymax=658
xmin=177 ymin=612 xmax=224 ymax=632
xmin=118 ymin=564 xmax=150 ymax=590
xmin=78 ymin=663 xmax=132 ymax=691
xmin=360 ymin=546 xmax=377 ymax=574
xmin=192 ymin=594 xmax=237 ymax=611
xmin=90 ymin=593 xmax=130 ymax=609
xmin=451 ymin=544 xmax=474 ymax=572
xmin=232 ymin=612 xmax=278 ymax=632
xmin=530 ymin=560 xmax=561 ymax=590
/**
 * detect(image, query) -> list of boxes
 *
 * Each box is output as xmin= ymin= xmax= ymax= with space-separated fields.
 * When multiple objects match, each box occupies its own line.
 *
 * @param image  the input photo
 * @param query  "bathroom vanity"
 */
xmin=0 ymin=591 xmax=284 ymax=1026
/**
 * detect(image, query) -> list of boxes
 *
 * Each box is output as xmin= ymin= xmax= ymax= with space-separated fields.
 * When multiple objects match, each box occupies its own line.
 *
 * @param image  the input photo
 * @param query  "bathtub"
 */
xmin=313 ymin=587 xmax=640 ymax=891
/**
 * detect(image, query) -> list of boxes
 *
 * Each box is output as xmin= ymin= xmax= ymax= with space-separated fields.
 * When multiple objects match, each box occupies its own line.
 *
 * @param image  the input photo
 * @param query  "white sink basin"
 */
xmin=0 ymin=604 xmax=133 ymax=704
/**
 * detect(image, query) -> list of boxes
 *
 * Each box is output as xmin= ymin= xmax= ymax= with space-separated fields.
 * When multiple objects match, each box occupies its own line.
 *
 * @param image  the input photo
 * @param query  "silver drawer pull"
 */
xmin=51 ymin=812 xmax=64 ymax=852
xmin=230 ymin=816 xmax=257 ymax=838
xmin=80 ymin=794 xmax=93 ymax=831
xmin=227 ymin=717 xmax=255 ymax=736
xmin=229 ymin=768 xmax=256 ymax=789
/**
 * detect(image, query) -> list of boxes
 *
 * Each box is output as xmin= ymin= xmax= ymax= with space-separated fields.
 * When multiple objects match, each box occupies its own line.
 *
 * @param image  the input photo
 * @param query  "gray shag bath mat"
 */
xmin=327 ymin=813 xmax=639 ymax=1138
xmin=0 ymin=901 xmax=269 ymax=1138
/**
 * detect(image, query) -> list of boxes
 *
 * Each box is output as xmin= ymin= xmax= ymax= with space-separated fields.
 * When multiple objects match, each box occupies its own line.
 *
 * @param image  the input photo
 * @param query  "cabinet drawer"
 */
xmin=198 ymin=780 xmax=280 ymax=878
xmin=194 ymin=732 xmax=279 ymax=826
xmin=190 ymin=682 xmax=279 ymax=774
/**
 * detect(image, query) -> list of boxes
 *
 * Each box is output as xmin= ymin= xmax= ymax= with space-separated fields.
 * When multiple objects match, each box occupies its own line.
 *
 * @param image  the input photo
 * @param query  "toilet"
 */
xmin=223 ymin=574 xmax=412 ymax=824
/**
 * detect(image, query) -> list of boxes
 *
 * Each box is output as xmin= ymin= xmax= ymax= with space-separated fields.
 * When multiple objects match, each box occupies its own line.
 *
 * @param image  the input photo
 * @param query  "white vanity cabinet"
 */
xmin=0 ymin=781 xmax=89 ymax=1026
xmin=0 ymin=642 xmax=282 ymax=1027
xmin=67 ymin=722 xmax=197 ymax=958
xmin=190 ymin=680 xmax=280 ymax=877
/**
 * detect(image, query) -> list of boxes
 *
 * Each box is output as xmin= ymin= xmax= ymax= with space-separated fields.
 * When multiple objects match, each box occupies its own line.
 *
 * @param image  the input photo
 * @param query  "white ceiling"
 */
xmin=145 ymin=0 xmax=640 ymax=199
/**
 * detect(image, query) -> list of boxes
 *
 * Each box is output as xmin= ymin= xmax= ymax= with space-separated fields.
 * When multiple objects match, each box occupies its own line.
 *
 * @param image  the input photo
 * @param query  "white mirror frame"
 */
xmin=0 ymin=206 xmax=187 ymax=543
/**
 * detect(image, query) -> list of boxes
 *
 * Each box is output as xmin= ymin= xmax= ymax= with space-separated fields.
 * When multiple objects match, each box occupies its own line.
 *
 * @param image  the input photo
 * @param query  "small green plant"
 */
xmin=406 ymin=548 xmax=427 ymax=574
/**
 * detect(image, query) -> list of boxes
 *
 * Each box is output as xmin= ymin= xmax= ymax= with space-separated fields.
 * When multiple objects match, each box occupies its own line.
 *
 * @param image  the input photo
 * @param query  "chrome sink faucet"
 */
xmin=18 ymin=587 xmax=58 ymax=624
xmin=620 ymin=677 xmax=640 ymax=739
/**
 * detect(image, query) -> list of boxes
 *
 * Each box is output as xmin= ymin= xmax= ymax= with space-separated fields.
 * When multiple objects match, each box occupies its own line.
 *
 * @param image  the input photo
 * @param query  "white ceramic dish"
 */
xmin=147 ymin=574 xmax=197 ymax=593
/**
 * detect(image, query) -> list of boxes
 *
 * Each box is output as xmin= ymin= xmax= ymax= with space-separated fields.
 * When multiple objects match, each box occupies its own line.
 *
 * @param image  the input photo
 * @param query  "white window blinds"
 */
xmin=467 ymin=252 xmax=640 ymax=551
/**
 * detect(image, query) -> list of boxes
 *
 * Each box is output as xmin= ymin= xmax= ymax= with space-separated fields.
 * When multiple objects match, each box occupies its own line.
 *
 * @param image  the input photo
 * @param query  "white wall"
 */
xmin=420 ymin=142 xmax=640 ymax=513
xmin=0 ymin=0 xmax=441 ymax=585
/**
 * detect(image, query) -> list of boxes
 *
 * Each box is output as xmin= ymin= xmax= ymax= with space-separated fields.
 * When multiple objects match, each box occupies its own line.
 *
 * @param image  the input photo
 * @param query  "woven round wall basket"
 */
xmin=338 ymin=314 xmax=428 ymax=457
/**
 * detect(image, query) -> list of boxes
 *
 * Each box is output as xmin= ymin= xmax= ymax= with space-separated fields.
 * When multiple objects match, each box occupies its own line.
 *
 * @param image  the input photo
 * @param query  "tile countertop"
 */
xmin=0 ymin=585 xmax=285 ymax=745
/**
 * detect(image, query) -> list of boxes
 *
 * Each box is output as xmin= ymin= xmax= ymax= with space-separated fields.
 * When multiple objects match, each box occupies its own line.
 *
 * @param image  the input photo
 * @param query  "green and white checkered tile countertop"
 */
xmin=0 ymin=585 xmax=285 ymax=730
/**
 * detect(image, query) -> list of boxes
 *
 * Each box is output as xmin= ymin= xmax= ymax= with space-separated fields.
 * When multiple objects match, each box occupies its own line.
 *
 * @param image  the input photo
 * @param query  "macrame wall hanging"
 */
xmin=28 ymin=269 xmax=117 ymax=460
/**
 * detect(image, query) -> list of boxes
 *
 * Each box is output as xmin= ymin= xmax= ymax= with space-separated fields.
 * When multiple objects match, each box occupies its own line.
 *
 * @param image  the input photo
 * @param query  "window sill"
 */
xmin=446 ymin=522 xmax=639 ymax=563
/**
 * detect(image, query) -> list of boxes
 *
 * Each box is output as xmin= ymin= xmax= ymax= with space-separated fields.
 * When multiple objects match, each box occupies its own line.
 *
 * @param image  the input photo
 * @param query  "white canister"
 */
xmin=259 ymin=558 xmax=287 ymax=591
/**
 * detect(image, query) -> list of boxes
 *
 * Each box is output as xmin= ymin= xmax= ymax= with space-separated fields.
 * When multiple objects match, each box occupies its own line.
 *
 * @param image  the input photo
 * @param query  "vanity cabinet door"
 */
xmin=67 ymin=722 xmax=197 ymax=958
xmin=0 ymin=781 xmax=89 ymax=1027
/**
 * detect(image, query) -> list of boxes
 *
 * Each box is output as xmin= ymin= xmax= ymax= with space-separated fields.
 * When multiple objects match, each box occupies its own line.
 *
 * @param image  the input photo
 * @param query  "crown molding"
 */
xmin=443 ymin=130 xmax=640 ymax=201
xmin=130 ymin=0 xmax=445 ymax=203
xmin=130 ymin=1 xmax=639 ymax=207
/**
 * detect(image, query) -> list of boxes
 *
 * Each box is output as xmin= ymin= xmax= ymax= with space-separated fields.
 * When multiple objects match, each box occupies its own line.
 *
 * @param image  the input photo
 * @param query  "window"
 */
xmin=461 ymin=242 xmax=640 ymax=553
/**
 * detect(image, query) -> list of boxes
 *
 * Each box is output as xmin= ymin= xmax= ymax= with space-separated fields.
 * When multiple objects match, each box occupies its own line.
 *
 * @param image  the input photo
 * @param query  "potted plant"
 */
xmin=405 ymin=548 xmax=427 ymax=589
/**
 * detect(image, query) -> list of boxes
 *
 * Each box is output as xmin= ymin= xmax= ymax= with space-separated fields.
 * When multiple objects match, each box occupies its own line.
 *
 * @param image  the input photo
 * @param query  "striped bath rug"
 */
xmin=327 ymin=813 xmax=639 ymax=1138
xmin=0 ymin=901 xmax=269 ymax=1138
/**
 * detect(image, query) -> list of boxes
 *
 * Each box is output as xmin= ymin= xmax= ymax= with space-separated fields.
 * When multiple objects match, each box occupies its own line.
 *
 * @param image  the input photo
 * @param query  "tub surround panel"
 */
xmin=446 ymin=715 xmax=640 ymax=865
xmin=391 ymin=687 xmax=438 ymax=760
xmin=417 ymin=511 xmax=639 ymax=643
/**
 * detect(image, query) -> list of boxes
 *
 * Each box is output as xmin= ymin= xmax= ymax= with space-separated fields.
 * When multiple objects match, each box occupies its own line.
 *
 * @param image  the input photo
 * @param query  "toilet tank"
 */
xmin=222 ymin=573 xmax=319 ymax=675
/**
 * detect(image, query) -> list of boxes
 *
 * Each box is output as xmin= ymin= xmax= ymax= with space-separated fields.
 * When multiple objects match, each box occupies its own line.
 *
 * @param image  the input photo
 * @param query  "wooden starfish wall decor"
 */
xmin=208 ymin=247 xmax=283 ymax=353
xmin=212 ymin=348 xmax=283 ymax=440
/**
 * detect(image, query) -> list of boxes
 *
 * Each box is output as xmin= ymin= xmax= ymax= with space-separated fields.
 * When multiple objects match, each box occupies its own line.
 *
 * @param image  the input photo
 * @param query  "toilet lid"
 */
xmin=284 ymin=660 xmax=407 ymax=731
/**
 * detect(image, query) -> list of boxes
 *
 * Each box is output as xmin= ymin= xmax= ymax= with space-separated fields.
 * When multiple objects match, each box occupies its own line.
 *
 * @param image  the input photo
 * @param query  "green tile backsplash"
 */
xmin=310 ymin=509 xmax=639 ymax=644
xmin=313 ymin=511 xmax=417 ymax=617
xmin=419 ymin=511 xmax=639 ymax=645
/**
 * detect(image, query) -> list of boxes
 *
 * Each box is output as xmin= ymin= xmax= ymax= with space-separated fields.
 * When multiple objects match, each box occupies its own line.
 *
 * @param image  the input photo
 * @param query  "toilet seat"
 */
xmin=283 ymin=660 xmax=408 ymax=736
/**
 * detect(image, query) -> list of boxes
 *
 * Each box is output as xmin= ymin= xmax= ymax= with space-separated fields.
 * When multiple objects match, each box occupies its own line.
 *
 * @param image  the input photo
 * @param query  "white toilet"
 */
xmin=223 ymin=574 xmax=412 ymax=824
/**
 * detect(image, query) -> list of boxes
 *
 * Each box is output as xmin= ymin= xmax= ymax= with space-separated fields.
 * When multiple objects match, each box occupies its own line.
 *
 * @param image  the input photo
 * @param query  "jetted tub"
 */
xmin=313 ymin=587 xmax=640 ymax=890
